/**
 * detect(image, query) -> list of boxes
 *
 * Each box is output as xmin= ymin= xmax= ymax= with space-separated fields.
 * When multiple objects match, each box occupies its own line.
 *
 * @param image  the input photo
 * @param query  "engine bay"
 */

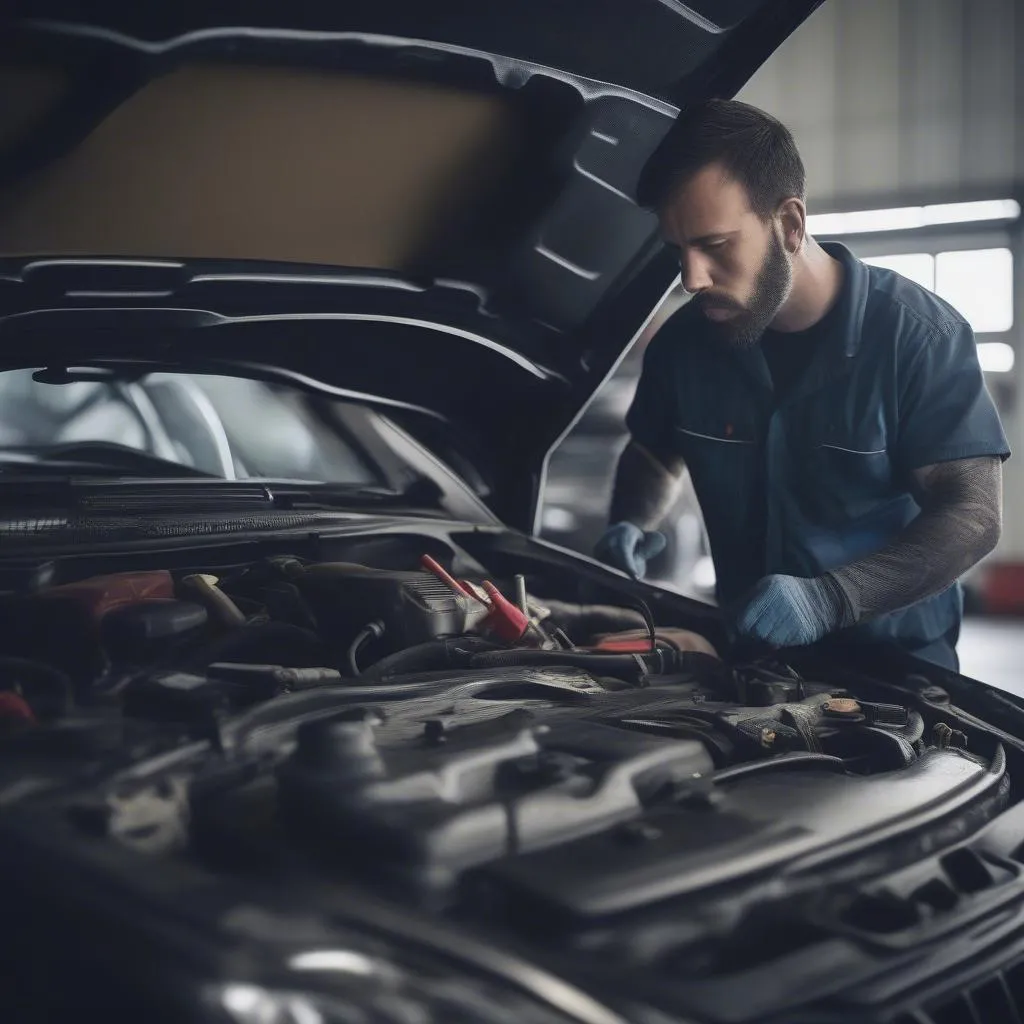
xmin=0 ymin=527 xmax=1019 ymax=1022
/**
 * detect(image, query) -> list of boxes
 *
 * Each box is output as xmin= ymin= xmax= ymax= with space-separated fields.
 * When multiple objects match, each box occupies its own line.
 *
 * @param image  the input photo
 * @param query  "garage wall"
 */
xmin=738 ymin=0 xmax=1022 ymax=209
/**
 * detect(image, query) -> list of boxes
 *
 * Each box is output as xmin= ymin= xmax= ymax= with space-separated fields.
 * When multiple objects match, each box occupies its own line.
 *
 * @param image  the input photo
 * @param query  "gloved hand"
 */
xmin=729 ymin=573 xmax=852 ymax=648
xmin=594 ymin=522 xmax=667 ymax=579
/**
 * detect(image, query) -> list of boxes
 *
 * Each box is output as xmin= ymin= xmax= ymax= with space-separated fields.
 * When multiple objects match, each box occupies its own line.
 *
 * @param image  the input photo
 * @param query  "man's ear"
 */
xmin=777 ymin=197 xmax=806 ymax=253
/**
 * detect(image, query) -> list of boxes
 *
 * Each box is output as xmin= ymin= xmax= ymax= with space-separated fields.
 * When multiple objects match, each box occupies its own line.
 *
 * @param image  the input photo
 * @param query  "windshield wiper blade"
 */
xmin=0 ymin=441 xmax=218 ymax=479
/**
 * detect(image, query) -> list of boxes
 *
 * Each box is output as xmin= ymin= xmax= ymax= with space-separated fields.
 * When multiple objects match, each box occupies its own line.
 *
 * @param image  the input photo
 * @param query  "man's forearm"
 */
xmin=825 ymin=457 xmax=1002 ymax=626
xmin=608 ymin=440 xmax=687 ymax=531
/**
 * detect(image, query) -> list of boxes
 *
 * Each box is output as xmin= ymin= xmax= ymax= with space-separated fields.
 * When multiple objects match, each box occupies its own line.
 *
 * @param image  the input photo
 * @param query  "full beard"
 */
xmin=699 ymin=228 xmax=793 ymax=349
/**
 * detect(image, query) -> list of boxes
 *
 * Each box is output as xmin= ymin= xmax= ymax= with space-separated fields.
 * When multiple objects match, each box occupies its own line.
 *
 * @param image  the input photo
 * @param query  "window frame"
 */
xmin=829 ymin=221 xmax=1019 ymax=375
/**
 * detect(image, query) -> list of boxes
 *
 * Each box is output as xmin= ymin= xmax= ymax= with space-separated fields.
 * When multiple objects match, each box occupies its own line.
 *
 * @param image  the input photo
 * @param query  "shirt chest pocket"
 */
xmin=669 ymin=411 xmax=761 ymax=502
xmin=795 ymin=418 xmax=894 ymax=522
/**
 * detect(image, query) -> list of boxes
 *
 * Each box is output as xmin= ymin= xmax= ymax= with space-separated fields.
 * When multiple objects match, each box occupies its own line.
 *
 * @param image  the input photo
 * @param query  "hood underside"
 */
xmin=0 ymin=1 xmax=824 ymax=528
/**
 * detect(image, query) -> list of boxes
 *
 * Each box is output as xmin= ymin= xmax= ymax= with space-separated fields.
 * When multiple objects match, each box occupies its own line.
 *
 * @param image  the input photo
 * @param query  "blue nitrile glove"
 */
xmin=729 ymin=573 xmax=853 ymax=648
xmin=594 ymin=522 xmax=667 ymax=579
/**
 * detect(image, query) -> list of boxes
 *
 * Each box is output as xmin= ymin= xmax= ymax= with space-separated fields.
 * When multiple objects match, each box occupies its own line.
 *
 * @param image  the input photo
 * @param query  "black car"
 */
xmin=2 ymin=5 xmax=1024 ymax=1024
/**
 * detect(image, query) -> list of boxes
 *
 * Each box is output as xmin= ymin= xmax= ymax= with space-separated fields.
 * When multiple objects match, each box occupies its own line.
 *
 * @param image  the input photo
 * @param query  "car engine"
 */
xmin=0 ymin=529 xmax=1014 ymax=1023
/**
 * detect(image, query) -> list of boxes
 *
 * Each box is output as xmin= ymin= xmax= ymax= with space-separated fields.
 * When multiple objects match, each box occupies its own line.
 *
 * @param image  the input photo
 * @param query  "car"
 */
xmin=2 ymin=5 xmax=1024 ymax=1024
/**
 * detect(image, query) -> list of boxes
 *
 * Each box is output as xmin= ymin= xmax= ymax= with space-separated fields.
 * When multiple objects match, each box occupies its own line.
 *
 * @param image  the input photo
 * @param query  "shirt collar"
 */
xmin=820 ymin=240 xmax=870 ymax=359
xmin=726 ymin=240 xmax=870 ymax=402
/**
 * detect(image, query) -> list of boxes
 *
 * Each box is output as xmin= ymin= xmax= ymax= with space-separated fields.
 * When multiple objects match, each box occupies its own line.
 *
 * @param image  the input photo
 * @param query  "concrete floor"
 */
xmin=958 ymin=618 xmax=1024 ymax=694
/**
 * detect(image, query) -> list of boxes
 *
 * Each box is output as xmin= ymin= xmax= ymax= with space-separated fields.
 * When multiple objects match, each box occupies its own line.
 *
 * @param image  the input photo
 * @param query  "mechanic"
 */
xmin=595 ymin=99 xmax=1010 ymax=670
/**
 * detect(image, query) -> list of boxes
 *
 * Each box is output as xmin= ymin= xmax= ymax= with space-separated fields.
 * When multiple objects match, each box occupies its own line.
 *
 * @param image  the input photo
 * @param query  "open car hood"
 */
xmin=0 ymin=1 xmax=824 ymax=529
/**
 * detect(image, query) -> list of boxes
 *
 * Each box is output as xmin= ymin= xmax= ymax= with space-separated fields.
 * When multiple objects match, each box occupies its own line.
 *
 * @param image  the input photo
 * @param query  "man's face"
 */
xmin=659 ymin=163 xmax=793 ymax=348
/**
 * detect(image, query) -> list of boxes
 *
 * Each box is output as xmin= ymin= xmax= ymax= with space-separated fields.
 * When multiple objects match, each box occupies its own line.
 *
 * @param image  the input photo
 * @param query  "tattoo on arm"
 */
xmin=827 ymin=456 xmax=1003 ymax=625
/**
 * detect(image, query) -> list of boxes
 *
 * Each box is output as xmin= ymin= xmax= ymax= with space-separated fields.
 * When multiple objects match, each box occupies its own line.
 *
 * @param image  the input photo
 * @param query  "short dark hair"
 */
xmin=635 ymin=99 xmax=805 ymax=218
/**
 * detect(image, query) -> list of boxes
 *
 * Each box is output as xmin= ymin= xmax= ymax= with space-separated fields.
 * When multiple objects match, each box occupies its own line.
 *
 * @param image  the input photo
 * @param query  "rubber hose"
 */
xmin=901 ymin=710 xmax=926 ymax=744
xmin=348 ymin=622 xmax=385 ymax=676
xmin=539 ymin=599 xmax=647 ymax=638
xmin=178 ymin=574 xmax=246 ymax=628
xmin=360 ymin=635 xmax=499 ymax=681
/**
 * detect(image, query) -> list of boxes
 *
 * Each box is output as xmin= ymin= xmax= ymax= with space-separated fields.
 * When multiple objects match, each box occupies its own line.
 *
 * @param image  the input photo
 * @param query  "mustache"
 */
xmin=697 ymin=294 xmax=746 ymax=313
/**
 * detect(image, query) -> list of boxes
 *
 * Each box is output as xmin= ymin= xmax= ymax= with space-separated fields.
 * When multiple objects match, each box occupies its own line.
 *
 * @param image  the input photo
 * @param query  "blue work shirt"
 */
xmin=626 ymin=242 xmax=1010 ymax=665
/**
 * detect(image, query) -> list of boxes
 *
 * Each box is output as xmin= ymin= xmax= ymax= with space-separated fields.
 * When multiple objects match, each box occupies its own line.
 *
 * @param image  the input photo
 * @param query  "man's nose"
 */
xmin=680 ymin=251 xmax=713 ymax=294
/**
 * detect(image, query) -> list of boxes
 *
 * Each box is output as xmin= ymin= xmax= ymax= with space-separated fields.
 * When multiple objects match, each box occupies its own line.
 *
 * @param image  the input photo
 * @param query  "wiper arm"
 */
xmin=0 ymin=441 xmax=218 ymax=479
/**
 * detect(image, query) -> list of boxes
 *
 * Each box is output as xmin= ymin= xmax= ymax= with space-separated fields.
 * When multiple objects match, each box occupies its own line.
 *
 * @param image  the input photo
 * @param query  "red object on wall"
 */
xmin=979 ymin=563 xmax=1024 ymax=616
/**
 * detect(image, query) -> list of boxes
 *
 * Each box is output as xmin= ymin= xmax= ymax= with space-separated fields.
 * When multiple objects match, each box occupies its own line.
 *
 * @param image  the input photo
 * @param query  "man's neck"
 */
xmin=769 ymin=238 xmax=843 ymax=333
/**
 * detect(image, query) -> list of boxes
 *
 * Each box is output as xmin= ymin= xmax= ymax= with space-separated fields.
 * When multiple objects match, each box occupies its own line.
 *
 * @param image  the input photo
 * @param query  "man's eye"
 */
xmin=705 ymin=238 xmax=729 ymax=250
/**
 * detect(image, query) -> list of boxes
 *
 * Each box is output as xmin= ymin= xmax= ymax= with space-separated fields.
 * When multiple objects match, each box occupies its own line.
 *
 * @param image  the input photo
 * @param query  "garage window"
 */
xmin=861 ymin=252 xmax=935 ymax=291
xmin=862 ymin=247 xmax=1013 ymax=333
xmin=935 ymin=248 xmax=1014 ymax=334
xmin=861 ymin=247 xmax=1015 ymax=372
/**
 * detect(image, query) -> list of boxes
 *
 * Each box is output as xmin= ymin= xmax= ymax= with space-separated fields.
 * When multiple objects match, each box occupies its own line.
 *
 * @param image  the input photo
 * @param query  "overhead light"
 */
xmin=808 ymin=199 xmax=1020 ymax=236
xmin=925 ymin=200 xmax=1021 ymax=225
xmin=978 ymin=342 xmax=1015 ymax=374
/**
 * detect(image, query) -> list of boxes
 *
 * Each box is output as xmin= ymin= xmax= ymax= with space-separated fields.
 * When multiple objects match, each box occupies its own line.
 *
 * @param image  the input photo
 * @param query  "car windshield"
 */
xmin=0 ymin=368 xmax=380 ymax=484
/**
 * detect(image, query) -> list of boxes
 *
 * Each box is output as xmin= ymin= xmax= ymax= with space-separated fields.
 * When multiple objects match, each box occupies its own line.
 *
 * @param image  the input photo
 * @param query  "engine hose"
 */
xmin=348 ymin=621 xmax=386 ymax=676
xmin=538 ymin=599 xmax=648 ymax=638
xmin=178 ymin=573 xmax=247 ymax=628
xmin=901 ymin=710 xmax=926 ymax=745
xmin=863 ymin=727 xmax=918 ymax=768
xmin=780 ymin=704 xmax=823 ymax=754
xmin=467 ymin=647 xmax=688 ymax=681
xmin=360 ymin=636 xmax=500 ymax=681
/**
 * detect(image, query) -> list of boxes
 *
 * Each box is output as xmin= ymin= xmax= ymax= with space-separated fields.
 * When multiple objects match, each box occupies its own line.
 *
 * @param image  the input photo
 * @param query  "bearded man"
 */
xmin=595 ymin=99 xmax=1009 ymax=670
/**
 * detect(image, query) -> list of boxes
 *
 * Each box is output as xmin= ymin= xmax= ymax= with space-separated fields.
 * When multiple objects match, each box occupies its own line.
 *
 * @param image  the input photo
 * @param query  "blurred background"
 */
xmin=539 ymin=0 xmax=1024 ymax=684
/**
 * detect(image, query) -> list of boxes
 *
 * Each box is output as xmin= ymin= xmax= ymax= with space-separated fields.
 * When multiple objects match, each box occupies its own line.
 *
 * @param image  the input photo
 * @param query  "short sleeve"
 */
xmin=894 ymin=318 xmax=1011 ymax=475
xmin=625 ymin=332 xmax=678 ymax=454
